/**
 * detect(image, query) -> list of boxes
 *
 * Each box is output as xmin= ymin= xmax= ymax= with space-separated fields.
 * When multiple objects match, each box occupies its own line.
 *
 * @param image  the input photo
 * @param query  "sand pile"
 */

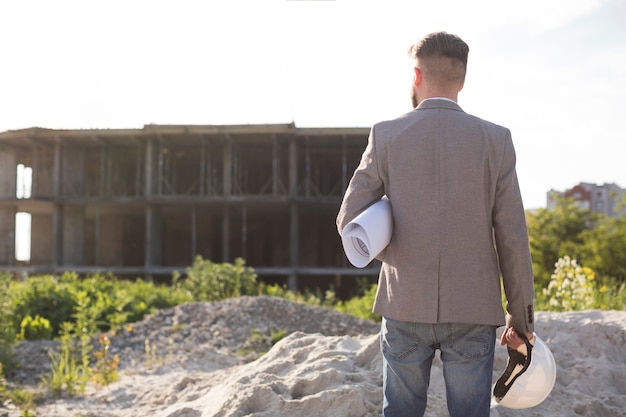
xmin=2 ymin=296 xmax=625 ymax=417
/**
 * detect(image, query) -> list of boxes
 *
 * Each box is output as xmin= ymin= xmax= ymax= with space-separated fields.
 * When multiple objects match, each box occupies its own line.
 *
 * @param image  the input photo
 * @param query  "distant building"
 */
xmin=0 ymin=123 xmax=378 ymax=297
xmin=547 ymin=182 xmax=625 ymax=217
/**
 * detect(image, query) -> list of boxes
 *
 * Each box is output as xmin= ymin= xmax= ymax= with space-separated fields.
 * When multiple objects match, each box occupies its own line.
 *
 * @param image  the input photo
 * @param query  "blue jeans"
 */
xmin=381 ymin=317 xmax=496 ymax=417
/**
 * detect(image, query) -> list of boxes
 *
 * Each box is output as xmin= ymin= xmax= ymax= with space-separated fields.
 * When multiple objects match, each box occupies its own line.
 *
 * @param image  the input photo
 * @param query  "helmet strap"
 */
xmin=493 ymin=334 xmax=534 ymax=402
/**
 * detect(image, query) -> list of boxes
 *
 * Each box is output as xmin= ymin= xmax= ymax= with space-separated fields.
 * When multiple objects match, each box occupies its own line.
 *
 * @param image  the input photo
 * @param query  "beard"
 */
xmin=410 ymin=85 xmax=419 ymax=109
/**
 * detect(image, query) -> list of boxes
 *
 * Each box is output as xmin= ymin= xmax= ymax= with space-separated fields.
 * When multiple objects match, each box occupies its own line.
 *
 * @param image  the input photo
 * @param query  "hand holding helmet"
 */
xmin=500 ymin=327 xmax=533 ymax=349
xmin=492 ymin=329 xmax=557 ymax=409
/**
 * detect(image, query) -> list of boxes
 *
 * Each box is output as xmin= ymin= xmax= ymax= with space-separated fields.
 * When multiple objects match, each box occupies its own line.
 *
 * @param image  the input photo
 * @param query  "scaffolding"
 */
xmin=0 ymin=124 xmax=380 ymax=295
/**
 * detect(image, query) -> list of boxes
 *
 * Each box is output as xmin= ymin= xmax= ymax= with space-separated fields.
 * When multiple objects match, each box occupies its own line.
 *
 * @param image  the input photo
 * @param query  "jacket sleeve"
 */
xmin=336 ymin=126 xmax=385 ymax=235
xmin=492 ymin=131 xmax=535 ymax=333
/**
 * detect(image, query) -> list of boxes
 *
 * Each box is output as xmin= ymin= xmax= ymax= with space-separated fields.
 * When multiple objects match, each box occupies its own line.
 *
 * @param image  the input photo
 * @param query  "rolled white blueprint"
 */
xmin=341 ymin=197 xmax=393 ymax=268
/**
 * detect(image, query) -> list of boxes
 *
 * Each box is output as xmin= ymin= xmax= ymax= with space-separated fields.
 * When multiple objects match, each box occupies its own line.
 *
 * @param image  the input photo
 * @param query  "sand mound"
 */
xmin=174 ymin=332 xmax=382 ymax=417
xmin=3 ymin=297 xmax=625 ymax=417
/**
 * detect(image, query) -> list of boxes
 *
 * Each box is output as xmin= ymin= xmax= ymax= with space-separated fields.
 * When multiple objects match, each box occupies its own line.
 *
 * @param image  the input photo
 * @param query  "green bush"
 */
xmin=19 ymin=314 xmax=53 ymax=341
xmin=5 ymin=272 xmax=189 ymax=338
xmin=0 ymin=273 xmax=17 ymax=344
xmin=176 ymin=256 xmax=257 ymax=301
xmin=336 ymin=283 xmax=381 ymax=322
xmin=2 ymin=261 xmax=248 ymax=343
xmin=589 ymin=277 xmax=626 ymax=310
xmin=0 ymin=274 xmax=17 ymax=373
xmin=9 ymin=273 xmax=76 ymax=337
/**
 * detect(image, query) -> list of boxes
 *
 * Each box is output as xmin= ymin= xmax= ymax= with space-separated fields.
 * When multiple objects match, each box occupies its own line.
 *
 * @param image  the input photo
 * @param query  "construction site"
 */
xmin=0 ymin=123 xmax=380 ymax=296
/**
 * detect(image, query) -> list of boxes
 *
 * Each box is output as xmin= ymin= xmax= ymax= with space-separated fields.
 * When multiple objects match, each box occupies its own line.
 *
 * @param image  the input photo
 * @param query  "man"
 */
xmin=336 ymin=32 xmax=535 ymax=417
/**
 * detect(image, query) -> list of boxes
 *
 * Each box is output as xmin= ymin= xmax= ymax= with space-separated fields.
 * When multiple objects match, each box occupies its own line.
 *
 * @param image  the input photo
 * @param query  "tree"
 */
xmin=526 ymin=197 xmax=596 ymax=288
xmin=581 ymin=211 xmax=626 ymax=284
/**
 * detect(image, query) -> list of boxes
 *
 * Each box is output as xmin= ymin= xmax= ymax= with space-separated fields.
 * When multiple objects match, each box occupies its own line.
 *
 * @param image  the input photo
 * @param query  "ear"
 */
xmin=413 ymin=67 xmax=422 ymax=87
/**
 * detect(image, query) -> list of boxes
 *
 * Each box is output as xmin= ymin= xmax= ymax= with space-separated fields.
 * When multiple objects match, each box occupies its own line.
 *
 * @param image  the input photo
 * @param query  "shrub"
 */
xmin=337 ymin=283 xmax=381 ymax=322
xmin=41 ymin=320 xmax=92 ymax=397
xmin=176 ymin=256 xmax=257 ymax=301
xmin=19 ymin=314 xmax=53 ymax=341
xmin=0 ymin=274 xmax=17 ymax=375
xmin=542 ymin=256 xmax=595 ymax=312
xmin=6 ymin=272 xmax=190 ymax=339
xmin=9 ymin=274 xmax=76 ymax=337
xmin=0 ymin=273 xmax=17 ymax=344
xmin=589 ymin=276 xmax=626 ymax=310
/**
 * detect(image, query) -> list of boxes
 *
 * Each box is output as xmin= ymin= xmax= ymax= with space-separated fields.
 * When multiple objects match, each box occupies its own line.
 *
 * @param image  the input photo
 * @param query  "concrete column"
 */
xmin=304 ymin=136 xmax=311 ymax=197
xmin=199 ymin=138 xmax=206 ymax=196
xmin=99 ymin=147 xmax=107 ymax=197
xmin=223 ymin=134 xmax=232 ymax=197
xmin=0 ymin=147 xmax=17 ymax=198
xmin=289 ymin=138 xmax=297 ymax=196
xmin=94 ymin=206 xmax=100 ymax=265
xmin=0 ymin=207 xmax=16 ymax=265
xmin=31 ymin=146 xmax=38 ymax=197
xmin=145 ymin=138 xmax=154 ymax=197
xmin=191 ymin=205 xmax=197 ymax=261
xmin=105 ymin=146 xmax=112 ymax=196
xmin=272 ymin=134 xmax=279 ymax=195
xmin=241 ymin=204 xmax=247 ymax=261
xmin=157 ymin=138 xmax=164 ymax=195
xmin=222 ymin=204 xmax=230 ymax=262
xmin=288 ymin=137 xmax=299 ymax=291
xmin=53 ymin=141 xmax=62 ymax=196
xmin=51 ymin=140 xmax=64 ymax=268
xmin=134 ymin=142 xmax=142 ymax=196
xmin=289 ymin=202 xmax=299 ymax=292
xmin=52 ymin=205 xmax=63 ymax=267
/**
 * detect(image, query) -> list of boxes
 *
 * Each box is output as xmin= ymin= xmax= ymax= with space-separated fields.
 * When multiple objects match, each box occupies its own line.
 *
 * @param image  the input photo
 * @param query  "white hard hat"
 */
xmin=491 ymin=333 xmax=557 ymax=409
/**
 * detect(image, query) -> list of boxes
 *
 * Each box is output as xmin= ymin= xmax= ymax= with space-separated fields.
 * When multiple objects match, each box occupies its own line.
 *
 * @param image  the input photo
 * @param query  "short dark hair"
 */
xmin=408 ymin=32 xmax=469 ymax=87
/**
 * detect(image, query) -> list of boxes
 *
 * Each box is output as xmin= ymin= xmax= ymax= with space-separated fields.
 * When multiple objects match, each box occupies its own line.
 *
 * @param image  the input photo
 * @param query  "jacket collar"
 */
xmin=415 ymin=98 xmax=464 ymax=112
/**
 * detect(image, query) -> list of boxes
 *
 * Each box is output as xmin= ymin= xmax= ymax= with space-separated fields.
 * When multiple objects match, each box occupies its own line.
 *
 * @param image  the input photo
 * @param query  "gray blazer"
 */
xmin=337 ymin=99 xmax=535 ymax=332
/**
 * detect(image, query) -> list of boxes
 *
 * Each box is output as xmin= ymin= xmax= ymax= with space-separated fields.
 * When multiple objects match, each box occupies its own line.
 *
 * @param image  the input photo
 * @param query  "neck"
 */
xmin=422 ymin=90 xmax=458 ymax=103
xmin=418 ymin=83 xmax=461 ymax=104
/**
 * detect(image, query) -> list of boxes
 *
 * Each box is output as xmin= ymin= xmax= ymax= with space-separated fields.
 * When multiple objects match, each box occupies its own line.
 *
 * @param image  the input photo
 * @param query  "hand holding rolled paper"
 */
xmin=341 ymin=197 xmax=393 ymax=268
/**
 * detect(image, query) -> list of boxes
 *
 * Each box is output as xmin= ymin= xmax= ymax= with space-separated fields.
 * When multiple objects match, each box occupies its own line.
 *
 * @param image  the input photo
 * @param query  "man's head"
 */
xmin=408 ymin=32 xmax=469 ymax=107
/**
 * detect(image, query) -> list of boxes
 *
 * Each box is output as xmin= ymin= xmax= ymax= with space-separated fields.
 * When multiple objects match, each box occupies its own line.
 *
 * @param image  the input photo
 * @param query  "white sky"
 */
xmin=1 ymin=0 xmax=625 ymax=209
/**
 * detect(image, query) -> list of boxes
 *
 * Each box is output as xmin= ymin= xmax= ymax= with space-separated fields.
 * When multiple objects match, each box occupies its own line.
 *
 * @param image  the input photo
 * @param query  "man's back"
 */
xmin=337 ymin=98 xmax=533 ymax=329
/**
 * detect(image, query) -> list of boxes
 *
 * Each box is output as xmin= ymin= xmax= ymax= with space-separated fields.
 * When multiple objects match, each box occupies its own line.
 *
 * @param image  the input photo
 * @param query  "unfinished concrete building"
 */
xmin=0 ymin=124 xmax=380 ymax=295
